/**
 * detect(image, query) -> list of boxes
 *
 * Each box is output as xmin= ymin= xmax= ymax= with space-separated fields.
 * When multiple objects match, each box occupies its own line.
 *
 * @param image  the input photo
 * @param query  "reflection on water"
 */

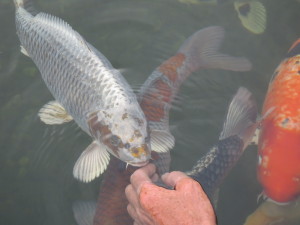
xmin=0 ymin=0 xmax=299 ymax=224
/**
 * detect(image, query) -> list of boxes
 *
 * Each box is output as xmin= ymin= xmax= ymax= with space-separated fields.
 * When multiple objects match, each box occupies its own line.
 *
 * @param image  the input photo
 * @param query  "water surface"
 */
xmin=0 ymin=0 xmax=300 ymax=224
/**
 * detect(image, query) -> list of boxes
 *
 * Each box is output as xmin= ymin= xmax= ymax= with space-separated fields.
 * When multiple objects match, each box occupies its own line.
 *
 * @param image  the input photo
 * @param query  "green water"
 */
xmin=0 ymin=0 xmax=299 ymax=224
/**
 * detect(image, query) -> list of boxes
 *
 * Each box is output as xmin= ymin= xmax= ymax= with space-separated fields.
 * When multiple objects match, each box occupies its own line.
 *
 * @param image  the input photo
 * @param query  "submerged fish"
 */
xmin=178 ymin=0 xmax=266 ymax=34
xmin=257 ymin=39 xmax=300 ymax=204
xmin=138 ymin=26 xmax=252 ymax=153
xmin=13 ymin=0 xmax=165 ymax=183
xmin=244 ymin=196 xmax=300 ymax=225
xmin=73 ymin=26 xmax=254 ymax=224
xmin=187 ymin=87 xmax=258 ymax=201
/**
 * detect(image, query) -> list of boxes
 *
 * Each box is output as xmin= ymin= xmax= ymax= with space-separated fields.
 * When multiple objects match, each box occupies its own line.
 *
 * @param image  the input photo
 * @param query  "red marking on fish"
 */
xmin=140 ymin=80 xmax=172 ymax=122
xmin=139 ymin=53 xmax=185 ymax=123
xmin=158 ymin=53 xmax=185 ymax=82
xmin=258 ymin=38 xmax=300 ymax=203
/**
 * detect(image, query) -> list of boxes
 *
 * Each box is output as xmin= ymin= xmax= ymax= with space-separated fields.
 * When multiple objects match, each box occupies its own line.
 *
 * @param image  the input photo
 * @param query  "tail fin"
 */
xmin=14 ymin=0 xmax=37 ymax=15
xmin=178 ymin=26 xmax=252 ymax=72
xmin=219 ymin=87 xmax=258 ymax=147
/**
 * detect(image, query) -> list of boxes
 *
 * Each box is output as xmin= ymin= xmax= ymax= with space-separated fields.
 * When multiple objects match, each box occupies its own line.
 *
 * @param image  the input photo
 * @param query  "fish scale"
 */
xmin=187 ymin=135 xmax=244 ymax=199
xmin=16 ymin=8 xmax=135 ymax=132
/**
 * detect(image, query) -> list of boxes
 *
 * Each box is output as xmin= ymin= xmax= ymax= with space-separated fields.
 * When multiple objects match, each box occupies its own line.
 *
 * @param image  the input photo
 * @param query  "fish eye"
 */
xmin=124 ymin=143 xmax=130 ymax=149
xmin=110 ymin=135 xmax=121 ymax=146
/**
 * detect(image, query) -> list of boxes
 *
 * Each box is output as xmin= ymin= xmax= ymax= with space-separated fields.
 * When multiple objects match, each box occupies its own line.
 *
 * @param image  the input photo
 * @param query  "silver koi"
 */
xmin=13 ymin=0 xmax=171 ymax=183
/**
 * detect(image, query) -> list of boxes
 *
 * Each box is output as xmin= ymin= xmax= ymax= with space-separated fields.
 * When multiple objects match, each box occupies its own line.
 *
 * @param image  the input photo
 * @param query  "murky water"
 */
xmin=0 ymin=0 xmax=299 ymax=224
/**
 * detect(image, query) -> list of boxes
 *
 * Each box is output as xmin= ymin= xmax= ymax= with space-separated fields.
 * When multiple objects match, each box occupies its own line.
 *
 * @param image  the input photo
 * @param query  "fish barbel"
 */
xmin=13 ymin=0 xmax=161 ymax=183
xmin=257 ymin=38 xmax=300 ymax=203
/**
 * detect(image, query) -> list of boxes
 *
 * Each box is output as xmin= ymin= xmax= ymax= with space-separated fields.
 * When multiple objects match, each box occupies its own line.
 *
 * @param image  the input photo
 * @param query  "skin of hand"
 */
xmin=125 ymin=163 xmax=217 ymax=225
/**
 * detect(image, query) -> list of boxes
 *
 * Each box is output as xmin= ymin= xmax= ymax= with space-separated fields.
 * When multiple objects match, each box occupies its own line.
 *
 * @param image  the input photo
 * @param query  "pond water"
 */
xmin=0 ymin=0 xmax=300 ymax=224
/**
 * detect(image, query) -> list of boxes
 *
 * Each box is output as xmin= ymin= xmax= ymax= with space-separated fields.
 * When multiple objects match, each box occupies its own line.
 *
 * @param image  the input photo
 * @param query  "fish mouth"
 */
xmin=128 ymin=160 xmax=149 ymax=167
xmin=259 ymin=192 xmax=294 ymax=206
xmin=266 ymin=197 xmax=293 ymax=206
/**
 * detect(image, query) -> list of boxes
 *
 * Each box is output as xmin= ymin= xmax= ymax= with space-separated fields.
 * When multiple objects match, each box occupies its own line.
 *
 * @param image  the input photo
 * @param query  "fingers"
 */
xmin=161 ymin=171 xmax=189 ymax=188
xmin=125 ymin=184 xmax=140 ymax=209
xmin=127 ymin=204 xmax=138 ymax=221
xmin=130 ymin=163 xmax=157 ymax=194
xmin=126 ymin=192 xmax=156 ymax=225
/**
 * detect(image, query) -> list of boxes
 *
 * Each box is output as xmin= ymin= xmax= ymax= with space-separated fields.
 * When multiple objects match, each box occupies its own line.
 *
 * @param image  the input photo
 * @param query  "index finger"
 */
xmin=130 ymin=163 xmax=156 ymax=194
xmin=161 ymin=171 xmax=189 ymax=188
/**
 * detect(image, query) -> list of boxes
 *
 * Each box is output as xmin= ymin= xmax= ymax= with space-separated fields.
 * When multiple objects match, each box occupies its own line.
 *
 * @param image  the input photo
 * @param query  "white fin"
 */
xmin=219 ymin=87 xmax=258 ymax=148
xmin=20 ymin=45 xmax=29 ymax=57
xmin=249 ymin=106 xmax=275 ymax=145
xmin=234 ymin=0 xmax=266 ymax=34
xmin=150 ymin=130 xmax=175 ymax=152
xmin=178 ymin=26 xmax=252 ymax=72
xmin=73 ymin=141 xmax=110 ymax=183
xmin=249 ymin=127 xmax=260 ymax=145
xmin=72 ymin=201 xmax=96 ymax=225
xmin=38 ymin=101 xmax=73 ymax=125
xmin=14 ymin=0 xmax=37 ymax=15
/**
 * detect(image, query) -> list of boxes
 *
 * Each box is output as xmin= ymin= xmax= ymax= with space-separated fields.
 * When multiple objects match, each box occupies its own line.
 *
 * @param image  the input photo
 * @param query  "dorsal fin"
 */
xmin=286 ymin=38 xmax=300 ymax=58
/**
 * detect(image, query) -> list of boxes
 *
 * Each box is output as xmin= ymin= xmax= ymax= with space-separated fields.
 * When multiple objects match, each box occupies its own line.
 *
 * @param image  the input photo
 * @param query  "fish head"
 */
xmin=88 ymin=107 xmax=151 ymax=166
xmin=257 ymin=120 xmax=300 ymax=204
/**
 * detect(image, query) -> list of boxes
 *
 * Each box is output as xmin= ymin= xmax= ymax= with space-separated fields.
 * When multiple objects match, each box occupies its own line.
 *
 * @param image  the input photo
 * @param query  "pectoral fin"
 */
xmin=20 ymin=45 xmax=30 ymax=57
xmin=150 ymin=130 xmax=175 ymax=153
xmin=73 ymin=141 xmax=110 ymax=183
xmin=38 ymin=101 xmax=73 ymax=125
xmin=72 ymin=201 xmax=96 ymax=225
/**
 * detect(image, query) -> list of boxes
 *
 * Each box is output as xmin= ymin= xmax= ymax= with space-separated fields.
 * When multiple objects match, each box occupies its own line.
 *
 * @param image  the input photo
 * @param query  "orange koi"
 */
xmin=258 ymin=38 xmax=300 ymax=203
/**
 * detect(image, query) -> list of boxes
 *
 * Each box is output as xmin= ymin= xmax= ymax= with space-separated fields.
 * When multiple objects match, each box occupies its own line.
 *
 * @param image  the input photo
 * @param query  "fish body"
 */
xmin=257 ymin=39 xmax=300 ymax=203
xmin=139 ymin=26 xmax=252 ymax=153
xmin=187 ymin=87 xmax=258 ymax=201
xmin=14 ymin=0 xmax=151 ymax=182
xmin=93 ymin=153 xmax=171 ymax=225
xmin=178 ymin=0 xmax=266 ymax=34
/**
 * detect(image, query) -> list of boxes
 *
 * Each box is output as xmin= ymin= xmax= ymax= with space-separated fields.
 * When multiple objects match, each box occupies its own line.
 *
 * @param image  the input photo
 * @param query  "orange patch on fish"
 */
xmin=262 ymin=57 xmax=300 ymax=131
xmin=140 ymin=80 xmax=172 ymax=122
xmin=158 ymin=53 xmax=186 ymax=82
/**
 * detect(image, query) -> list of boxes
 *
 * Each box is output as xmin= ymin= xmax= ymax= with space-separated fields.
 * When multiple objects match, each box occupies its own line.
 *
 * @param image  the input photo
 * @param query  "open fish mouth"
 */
xmin=266 ymin=197 xmax=293 ymax=206
xmin=128 ymin=160 xmax=150 ymax=167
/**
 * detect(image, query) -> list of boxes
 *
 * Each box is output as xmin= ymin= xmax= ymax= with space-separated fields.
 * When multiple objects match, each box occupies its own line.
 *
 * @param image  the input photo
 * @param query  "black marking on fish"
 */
xmin=238 ymin=3 xmax=251 ymax=17
xmin=188 ymin=135 xmax=243 ymax=200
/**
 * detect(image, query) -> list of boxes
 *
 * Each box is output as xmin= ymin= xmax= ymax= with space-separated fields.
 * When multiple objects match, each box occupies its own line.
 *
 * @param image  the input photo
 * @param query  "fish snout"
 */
xmin=125 ymin=144 xmax=151 ymax=167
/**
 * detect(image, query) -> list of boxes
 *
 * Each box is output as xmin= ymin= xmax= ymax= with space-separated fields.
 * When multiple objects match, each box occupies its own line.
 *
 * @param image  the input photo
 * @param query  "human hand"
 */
xmin=125 ymin=163 xmax=217 ymax=225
